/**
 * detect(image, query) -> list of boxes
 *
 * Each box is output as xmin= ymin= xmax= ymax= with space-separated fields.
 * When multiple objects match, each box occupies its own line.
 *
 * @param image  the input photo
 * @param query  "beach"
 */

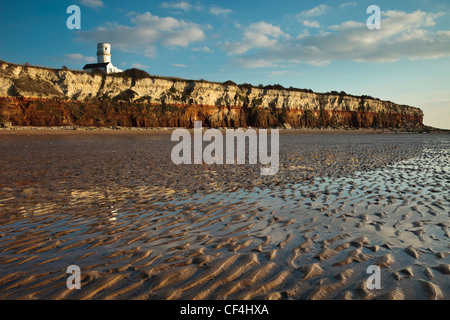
xmin=0 ymin=129 xmax=448 ymax=300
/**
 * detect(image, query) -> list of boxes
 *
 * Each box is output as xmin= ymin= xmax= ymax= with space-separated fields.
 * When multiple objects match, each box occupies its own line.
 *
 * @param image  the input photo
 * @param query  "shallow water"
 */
xmin=0 ymin=130 xmax=448 ymax=300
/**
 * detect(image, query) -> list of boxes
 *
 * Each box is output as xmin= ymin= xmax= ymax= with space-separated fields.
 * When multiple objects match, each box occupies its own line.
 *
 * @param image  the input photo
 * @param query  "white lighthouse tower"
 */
xmin=83 ymin=43 xmax=123 ymax=74
xmin=97 ymin=43 xmax=111 ymax=63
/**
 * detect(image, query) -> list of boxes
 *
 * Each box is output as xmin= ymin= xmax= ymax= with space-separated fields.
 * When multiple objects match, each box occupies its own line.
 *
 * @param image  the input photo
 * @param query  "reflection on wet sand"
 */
xmin=0 ymin=130 xmax=448 ymax=300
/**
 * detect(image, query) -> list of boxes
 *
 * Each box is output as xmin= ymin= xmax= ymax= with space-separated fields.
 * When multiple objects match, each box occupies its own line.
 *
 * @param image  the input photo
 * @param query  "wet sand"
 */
xmin=0 ymin=129 xmax=448 ymax=300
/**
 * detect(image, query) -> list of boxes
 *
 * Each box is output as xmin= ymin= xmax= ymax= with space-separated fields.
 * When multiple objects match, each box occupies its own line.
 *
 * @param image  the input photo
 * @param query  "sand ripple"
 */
xmin=0 ymin=131 xmax=448 ymax=300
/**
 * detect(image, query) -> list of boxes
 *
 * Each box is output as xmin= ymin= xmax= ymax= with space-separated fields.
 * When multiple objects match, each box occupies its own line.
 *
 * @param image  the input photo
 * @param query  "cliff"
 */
xmin=0 ymin=61 xmax=424 ymax=129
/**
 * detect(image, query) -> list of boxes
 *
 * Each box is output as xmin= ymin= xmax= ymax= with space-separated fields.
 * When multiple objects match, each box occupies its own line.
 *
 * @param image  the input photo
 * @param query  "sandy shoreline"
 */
xmin=1 ymin=124 xmax=448 ymax=134
xmin=0 ymin=130 xmax=448 ymax=300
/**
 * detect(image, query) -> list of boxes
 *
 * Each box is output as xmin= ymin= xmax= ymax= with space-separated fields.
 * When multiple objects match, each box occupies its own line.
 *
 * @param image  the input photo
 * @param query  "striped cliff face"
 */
xmin=0 ymin=97 xmax=424 ymax=129
xmin=0 ymin=62 xmax=423 ymax=129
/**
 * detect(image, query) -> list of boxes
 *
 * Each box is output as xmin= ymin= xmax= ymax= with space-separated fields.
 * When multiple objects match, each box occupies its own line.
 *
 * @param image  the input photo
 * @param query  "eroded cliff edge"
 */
xmin=0 ymin=61 xmax=424 ymax=129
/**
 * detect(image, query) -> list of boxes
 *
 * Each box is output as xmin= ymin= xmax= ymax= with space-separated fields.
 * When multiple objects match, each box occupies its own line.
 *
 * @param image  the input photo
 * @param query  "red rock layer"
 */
xmin=0 ymin=97 xmax=423 ymax=129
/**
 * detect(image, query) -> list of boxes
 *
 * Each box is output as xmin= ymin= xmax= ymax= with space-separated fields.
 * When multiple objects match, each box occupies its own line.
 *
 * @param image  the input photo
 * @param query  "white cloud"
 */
xmin=172 ymin=63 xmax=187 ymax=68
xmin=77 ymin=12 xmax=207 ymax=57
xmin=210 ymin=6 xmax=233 ymax=17
xmin=296 ymin=4 xmax=330 ymax=18
xmin=131 ymin=63 xmax=148 ymax=69
xmin=303 ymin=20 xmax=321 ymax=28
xmin=161 ymin=1 xmax=192 ymax=12
xmin=234 ymin=58 xmax=278 ymax=69
xmin=80 ymin=0 xmax=104 ymax=9
xmin=328 ymin=20 xmax=365 ymax=30
xmin=64 ymin=53 xmax=96 ymax=63
xmin=251 ymin=22 xmax=287 ymax=37
xmin=225 ymin=10 xmax=450 ymax=67
xmin=160 ymin=1 xmax=203 ymax=12
xmin=296 ymin=5 xmax=329 ymax=30
xmin=224 ymin=21 xmax=288 ymax=55
xmin=192 ymin=46 xmax=213 ymax=53
xmin=296 ymin=30 xmax=311 ymax=40
xmin=268 ymin=71 xmax=288 ymax=77
xmin=339 ymin=2 xmax=357 ymax=9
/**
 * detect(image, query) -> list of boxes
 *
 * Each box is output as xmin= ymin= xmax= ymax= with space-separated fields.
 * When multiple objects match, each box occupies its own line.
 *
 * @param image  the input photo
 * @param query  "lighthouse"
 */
xmin=97 ymin=43 xmax=111 ymax=63
xmin=83 ymin=43 xmax=123 ymax=74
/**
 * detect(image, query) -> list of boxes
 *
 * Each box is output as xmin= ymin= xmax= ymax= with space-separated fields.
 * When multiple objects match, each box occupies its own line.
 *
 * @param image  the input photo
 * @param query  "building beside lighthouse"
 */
xmin=83 ymin=43 xmax=123 ymax=74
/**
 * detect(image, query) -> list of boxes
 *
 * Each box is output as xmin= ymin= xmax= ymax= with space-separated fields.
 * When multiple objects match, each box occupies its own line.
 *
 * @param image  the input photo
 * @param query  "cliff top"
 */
xmin=0 ymin=60 xmax=407 ymax=105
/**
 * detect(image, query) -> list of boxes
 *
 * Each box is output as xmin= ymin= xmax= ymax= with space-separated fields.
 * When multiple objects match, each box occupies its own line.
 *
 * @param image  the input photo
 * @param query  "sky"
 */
xmin=0 ymin=0 xmax=449 ymax=129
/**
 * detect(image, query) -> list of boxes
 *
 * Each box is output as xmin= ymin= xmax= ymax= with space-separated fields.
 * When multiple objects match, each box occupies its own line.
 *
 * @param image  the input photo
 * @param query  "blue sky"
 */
xmin=1 ymin=0 xmax=449 ymax=129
